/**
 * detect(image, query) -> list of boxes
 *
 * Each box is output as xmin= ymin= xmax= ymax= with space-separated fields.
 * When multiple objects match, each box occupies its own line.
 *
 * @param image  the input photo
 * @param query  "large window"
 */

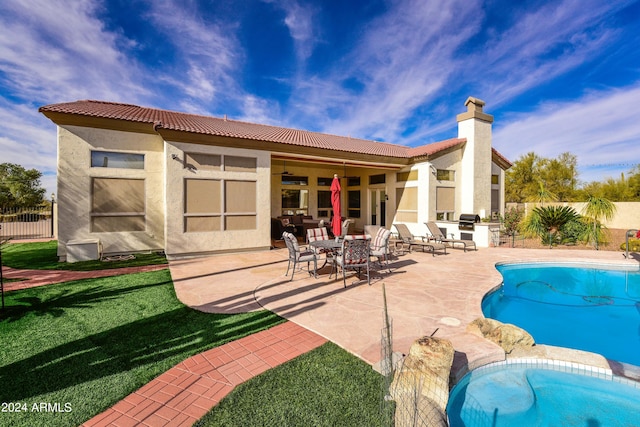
xmin=282 ymin=189 xmax=309 ymax=215
xmin=348 ymin=190 xmax=361 ymax=218
xmin=184 ymin=179 xmax=256 ymax=231
xmin=317 ymin=190 xmax=331 ymax=217
xmin=436 ymin=187 xmax=455 ymax=221
xmin=91 ymin=178 xmax=145 ymax=232
xmin=91 ymin=151 xmax=144 ymax=169
xmin=395 ymin=187 xmax=417 ymax=222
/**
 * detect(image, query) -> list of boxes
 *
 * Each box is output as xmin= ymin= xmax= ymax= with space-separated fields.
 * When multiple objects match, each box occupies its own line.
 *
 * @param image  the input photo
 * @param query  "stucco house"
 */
xmin=39 ymin=96 xmax=511 ymax=261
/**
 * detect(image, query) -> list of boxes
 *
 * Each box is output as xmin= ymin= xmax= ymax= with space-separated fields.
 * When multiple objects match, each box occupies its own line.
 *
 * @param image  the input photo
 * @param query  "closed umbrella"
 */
xmin=331 ymin=174 xmax=342 ymax=237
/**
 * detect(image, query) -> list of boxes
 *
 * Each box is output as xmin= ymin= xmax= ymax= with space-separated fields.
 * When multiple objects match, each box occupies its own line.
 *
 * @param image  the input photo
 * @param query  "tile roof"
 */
xmin=39 ymin=99 xmax=510 ymax=166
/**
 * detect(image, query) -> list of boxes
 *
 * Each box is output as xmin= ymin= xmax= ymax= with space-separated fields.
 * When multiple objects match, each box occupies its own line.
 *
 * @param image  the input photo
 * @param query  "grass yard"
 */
xmin=1 ymin=240 xmax=167 ymax=271
xmin=0 ymin=270 xmax=284 ymax=426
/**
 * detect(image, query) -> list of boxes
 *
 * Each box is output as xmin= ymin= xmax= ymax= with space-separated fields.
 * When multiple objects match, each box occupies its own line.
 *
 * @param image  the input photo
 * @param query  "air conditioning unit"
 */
xmin=66 ymin=239 xmax=102 ymax=263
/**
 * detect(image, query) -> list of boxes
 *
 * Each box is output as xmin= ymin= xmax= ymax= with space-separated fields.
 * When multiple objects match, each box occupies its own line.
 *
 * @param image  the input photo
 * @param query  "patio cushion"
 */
xmin=372 ymin=228 xmax=391 ymax=250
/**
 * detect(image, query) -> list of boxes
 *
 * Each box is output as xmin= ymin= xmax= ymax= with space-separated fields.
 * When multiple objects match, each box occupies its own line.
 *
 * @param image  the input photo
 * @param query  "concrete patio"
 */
xmin=169 ymin=245 xmax=637 ymax=375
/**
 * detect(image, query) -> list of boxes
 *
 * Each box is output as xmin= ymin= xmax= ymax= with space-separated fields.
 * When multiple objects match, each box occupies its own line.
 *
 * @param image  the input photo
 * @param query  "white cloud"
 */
xmin=493 ymin=83 xmax=640 ymax=182
xmin=0 ymin=0 xmax=143 ymax=103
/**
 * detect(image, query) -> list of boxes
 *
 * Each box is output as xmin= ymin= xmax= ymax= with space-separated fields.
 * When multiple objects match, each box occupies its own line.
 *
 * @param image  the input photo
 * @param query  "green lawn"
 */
xmin=1 ymin=240 xmax=167 ymax=271
xmin=0 ymin=270 xmax=284 ymax=426
xmin=196 ymin=342 xmax=393 ymax=427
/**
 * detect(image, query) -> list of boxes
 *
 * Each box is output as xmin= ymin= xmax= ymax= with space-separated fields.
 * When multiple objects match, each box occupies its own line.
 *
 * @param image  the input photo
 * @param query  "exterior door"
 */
xmin=369 ymin=189 xmax=386 ymax=227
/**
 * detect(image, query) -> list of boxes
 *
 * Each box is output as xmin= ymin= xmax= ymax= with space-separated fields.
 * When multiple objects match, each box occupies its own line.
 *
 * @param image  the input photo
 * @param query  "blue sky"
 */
xmin=1 ymin=0 xmax=639 ymax=197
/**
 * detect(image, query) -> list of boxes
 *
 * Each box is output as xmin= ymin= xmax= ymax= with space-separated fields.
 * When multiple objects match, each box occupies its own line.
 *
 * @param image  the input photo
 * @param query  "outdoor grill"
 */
xmin=458 ymin=214 xmax=481 ymax=231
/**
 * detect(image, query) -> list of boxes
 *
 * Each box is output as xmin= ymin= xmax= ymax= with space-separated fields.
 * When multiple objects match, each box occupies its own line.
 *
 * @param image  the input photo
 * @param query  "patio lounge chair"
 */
xmin=334 ymin=235 xmax=371 ymax=287
xmin=393 ymin=223 xmax=447 ymax=256
xmin=283 ymin=231 xmax=317 ymax=281
xmin=369 ymin=227 xmax=392 ymax=273
xmin=424 ymin=221 xmax=477 ymax=252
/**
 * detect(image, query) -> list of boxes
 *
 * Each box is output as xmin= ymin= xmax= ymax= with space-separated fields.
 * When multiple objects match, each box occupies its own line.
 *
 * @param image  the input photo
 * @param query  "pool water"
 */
xmin=447 ymin=361 xmax=640 ymax=427
xmin=482 ymin=262 xmax=640 ymax=366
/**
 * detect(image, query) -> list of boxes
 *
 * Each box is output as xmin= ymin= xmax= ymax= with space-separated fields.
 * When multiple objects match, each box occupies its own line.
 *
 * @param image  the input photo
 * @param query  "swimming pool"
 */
xmin=482 ymin=262 xmax=640 ymax=366
xmin=447 ymin=359 xmax=640 ymax=426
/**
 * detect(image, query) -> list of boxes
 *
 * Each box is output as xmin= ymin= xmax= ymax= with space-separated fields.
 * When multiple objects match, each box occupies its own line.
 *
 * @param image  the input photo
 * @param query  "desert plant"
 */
xmin=560 ymin=218 xmax=589 ymax=245
xmin=501 ymin=207 xmax=524 ymax=237
xmin=522 ymin=205 xmax=580 ymax=247
xmin=581 ymin=196 xmax=616 ymax=250
xmin=620 ymin=239 xmax=640 ymax=252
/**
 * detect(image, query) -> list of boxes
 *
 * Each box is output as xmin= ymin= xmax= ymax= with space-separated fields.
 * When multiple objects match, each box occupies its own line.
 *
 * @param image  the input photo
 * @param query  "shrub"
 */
xmin=620 ymin=239 xmax=640 ymax=252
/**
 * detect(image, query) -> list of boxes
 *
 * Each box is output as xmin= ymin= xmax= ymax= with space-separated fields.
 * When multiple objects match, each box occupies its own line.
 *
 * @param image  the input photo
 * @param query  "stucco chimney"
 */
xmin=457 ymin=97 xmax=493 ymax=218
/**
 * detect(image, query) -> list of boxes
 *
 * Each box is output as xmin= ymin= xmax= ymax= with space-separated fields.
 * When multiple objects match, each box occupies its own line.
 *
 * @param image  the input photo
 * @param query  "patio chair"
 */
xmin=393 ymin=223 xmax=447 ymax=256
xmin=369 ymin=227 xmax=392 ymax=273
xmin=424 ymin=221 xmax=476 ymax=252
xmin=282 ymin=231 xmax=317 ymax=281
xmin=306 ymin=227 xmax=331 ymax=256
xmin=334 ymin=235 xmax=371 ymax=287
xmin=340 ymin=219 xmax=353 ymax=238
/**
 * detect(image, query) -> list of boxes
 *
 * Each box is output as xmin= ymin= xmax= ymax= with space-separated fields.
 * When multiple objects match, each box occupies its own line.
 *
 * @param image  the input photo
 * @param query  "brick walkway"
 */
xmin=82 ymin=322 xmax=326 ymax=427
xmin=1 ymin=264 xmax=168 ymax=291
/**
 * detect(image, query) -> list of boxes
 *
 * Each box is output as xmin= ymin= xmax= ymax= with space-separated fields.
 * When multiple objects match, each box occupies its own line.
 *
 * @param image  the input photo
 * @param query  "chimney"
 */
xmin=457 ymin=97 xmax=493 ymax=218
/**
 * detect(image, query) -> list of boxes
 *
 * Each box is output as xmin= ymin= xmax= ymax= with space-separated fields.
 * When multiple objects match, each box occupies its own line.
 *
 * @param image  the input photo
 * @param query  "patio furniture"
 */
xmin=369 ymin=227 xmax=392 ymax=273
xmin=282 ymin=231 xmax=317 ymax=281
xmin=309 ymin=238 xmax=342 ymax=271
xmin=306 ymin=227 xmax=332 ymax=262
xmin=333 ymin=235 xmax=371 ymax=287
xmin=424 ymin=221 xmax=476 ymax=252
xmin=393 ymin=223 xmax=447 ymax=256
xmin=340 ymin=219 xmax=353 ymax=238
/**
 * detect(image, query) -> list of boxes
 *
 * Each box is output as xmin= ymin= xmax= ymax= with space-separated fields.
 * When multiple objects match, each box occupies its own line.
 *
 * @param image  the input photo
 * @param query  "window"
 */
xmin=282 ymin=189 xmax=309 ymax=215
xmin=225 ymin=156 xmax=256 ymax=172
xmin=396 ymin=170 xmax=418 ymax=182
xmin=317 ymin=177 xmax=333 ymax=186
xmin=491 ymin=174 xmax=499 ymax=185
xmin=317 ymin=190 xmax=331 ymax=217
xmin=348 ymin=190 xmax=361 ymax=218
xmin=91 ymin=178 xmax=145 ymax=232
xmin=91 ymin=151 xmax=144 ymax=169
xmin=184 ymin=179 xmax=257 ymax=232
xmin=281 ymin=176 xmax=308 ymax=186
xmin=436 ymin=169 xmax=454 ymax=181
xmin=369 ymin=174 xmax=386 ymax=185
xmin=436 ymin=187 xmax=455 ymax=221
xmin=395 ymin=187 xmax=417 ymax=222
xmin=347 ymin=177 xmax=360 ymax=187
xmin=185 ymin=153 xmax=221 ymax=171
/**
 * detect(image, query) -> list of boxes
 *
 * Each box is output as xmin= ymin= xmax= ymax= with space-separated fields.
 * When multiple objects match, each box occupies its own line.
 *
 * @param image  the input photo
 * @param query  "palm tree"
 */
xmin=522 ymin=205 xmax=580 ymax=247
xmin=526 ymin=181 xmax=557 ymax=206
xmin=581 ymin=196 xmax=616 ymax=250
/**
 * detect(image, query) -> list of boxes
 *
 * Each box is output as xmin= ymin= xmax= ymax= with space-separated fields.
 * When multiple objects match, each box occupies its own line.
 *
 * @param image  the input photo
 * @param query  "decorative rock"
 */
xmin=390 ymin=336 xmax=454 ymax=427
xmin=467 ymin=317 xmax=535 ymax=354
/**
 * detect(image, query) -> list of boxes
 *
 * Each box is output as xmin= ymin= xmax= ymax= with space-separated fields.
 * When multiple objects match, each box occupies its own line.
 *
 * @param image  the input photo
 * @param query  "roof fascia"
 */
xmin=39 ymin=111 xmax=157 ymax=135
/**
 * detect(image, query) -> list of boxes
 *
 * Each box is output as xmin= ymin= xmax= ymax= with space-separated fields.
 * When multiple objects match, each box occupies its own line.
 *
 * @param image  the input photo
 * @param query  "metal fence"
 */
xmin=0 ymin=204 xmax=55 ymax=240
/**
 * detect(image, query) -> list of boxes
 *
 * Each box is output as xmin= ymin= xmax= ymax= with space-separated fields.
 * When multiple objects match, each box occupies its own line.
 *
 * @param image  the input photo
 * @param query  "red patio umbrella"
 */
xmin=331 ymin=174 xmax=342 ymax=237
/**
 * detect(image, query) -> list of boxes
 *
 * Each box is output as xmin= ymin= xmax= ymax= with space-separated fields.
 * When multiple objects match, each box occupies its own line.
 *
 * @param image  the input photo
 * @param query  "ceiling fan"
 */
xmin=273 ymin=160 xmax=293 ymax=175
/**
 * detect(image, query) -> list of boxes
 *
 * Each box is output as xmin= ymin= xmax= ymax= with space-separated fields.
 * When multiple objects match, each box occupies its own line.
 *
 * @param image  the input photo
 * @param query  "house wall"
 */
xmin=165 ymin=142 xmax=271 ymax=258
xmin=56 ymin=126 xmax=165 ymax=259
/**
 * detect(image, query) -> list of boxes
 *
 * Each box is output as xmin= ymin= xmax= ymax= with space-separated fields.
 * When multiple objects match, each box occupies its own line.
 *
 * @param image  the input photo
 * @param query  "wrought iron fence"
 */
xmin=0 ymin=203 xmax=54 ymax=240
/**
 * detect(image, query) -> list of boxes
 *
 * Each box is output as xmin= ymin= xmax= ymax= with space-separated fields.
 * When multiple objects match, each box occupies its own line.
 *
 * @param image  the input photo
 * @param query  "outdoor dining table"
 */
xmin=309 ymin=238 xmax=342 ymax=274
